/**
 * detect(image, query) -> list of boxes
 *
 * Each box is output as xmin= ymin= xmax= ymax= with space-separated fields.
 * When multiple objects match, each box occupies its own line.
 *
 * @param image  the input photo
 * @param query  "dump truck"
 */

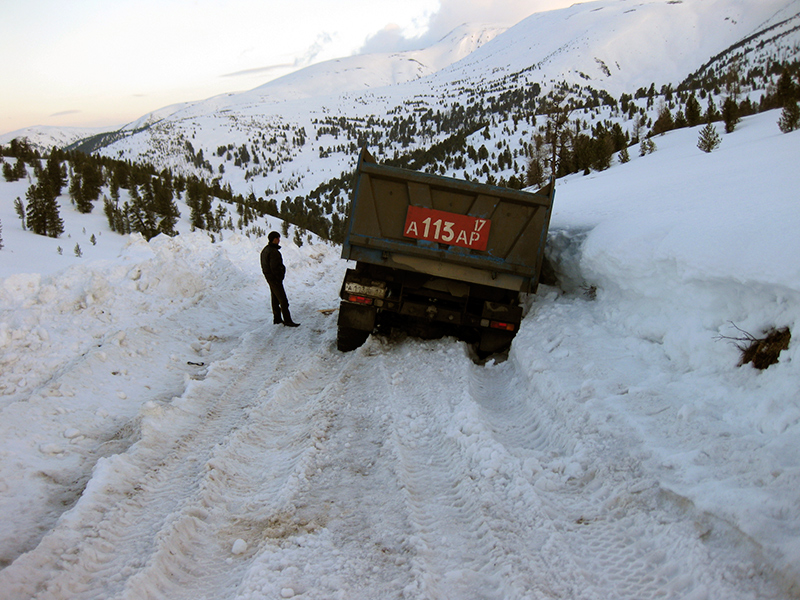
xmin=337 ymin=148 xmax=555 ymax=354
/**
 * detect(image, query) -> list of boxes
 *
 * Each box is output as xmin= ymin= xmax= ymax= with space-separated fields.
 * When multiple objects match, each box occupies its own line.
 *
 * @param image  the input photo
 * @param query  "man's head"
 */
xmin=268 ymin=231 xmax=280 ymax=245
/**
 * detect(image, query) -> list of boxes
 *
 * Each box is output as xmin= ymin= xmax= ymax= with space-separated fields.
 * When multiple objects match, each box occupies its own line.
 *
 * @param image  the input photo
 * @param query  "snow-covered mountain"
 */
xmin=0 ymin=125 xmax=117 ymax=153
xmin=427 ymin=0 xmax=800 ymax=97
xmin=97 ymin=0 xmax=800 ymax=195
xmin=5 ymin=0 xmax=799 ymax=201
xmin=112 ymin=22 xmax=507 ymax=134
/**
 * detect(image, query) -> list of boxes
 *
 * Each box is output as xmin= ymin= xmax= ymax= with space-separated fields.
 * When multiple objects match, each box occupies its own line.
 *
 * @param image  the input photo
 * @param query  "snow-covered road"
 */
xmin=0 ymin=233 xmax=792 ymax=599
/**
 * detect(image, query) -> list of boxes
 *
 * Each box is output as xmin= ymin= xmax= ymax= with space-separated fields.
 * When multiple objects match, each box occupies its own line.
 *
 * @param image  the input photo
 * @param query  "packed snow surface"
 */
xmin=1 ymin=111 xmax=799 ymax=598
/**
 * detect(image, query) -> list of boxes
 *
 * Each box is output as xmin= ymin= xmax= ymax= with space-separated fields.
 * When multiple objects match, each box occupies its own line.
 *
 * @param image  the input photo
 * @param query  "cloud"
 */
xmin=359 ymin=24 xmax=416 ymax=55
xmin=359 ymin=0 xmax=576 ymax=54
xmin=222 ymin=64 xmax=294 ymax=78
xmin=222 ymin=32 xmax=334 ymax=79
xmin=50 ymin=110 xmax=81 ymax=117
xmin=294 ymin=32 xmax=334 ymax=67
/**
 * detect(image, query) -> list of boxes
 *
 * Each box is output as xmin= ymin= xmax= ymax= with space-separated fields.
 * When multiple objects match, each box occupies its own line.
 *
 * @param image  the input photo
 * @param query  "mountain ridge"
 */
xmin=3 ymin=0 xmax=799 ymax=204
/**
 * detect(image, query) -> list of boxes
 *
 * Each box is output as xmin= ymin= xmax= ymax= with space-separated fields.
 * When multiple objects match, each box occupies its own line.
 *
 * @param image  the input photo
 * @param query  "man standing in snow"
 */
xmin=260 ymin=231 xmax=300 ymax=327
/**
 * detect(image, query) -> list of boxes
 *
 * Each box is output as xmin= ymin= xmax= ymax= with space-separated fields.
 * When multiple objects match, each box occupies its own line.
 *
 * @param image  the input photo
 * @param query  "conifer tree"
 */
xmin=651 ymin=101 xmax=674 ymax=136
xmin=685 ymin=93 xmax=702 ymax=127
xmin=704 ymin=97 xmax=719 ymax=123
xmin=3 ymin=159 xmax=26 ymax=182
xmin=639 ymin=138 xmax=656 ymax=156
xmin=43 ymin=152 xmax=66 ymax=197
xmin=697 ymin=122 xmax=721 ymax=153
xmin=722 ymin=97 xmax=740 ymax=133
xmin=127 ymin=182 xmax=159 ymax=240
xmin=1 ymin=162 xmax=13 ymax=182
xmin=14 ymin=197 xmax=26 ymax=229
xmin=186 ymin=178 xmax=211 ymax=230
xmin=79 ymin=160 xmax=104 ymax=202
xmin=44 ymin=189 xmax=65 ymax=238
xmin=152 ymin=177 xmax=179 ymax=236
xmin=70 ymin=172 xmax=94 ymax=213
xmin=25 ymin=184 xmax=47 ymax=235
xmin=26 ymin=182 xmax=64 ymax=238
xmin=776 ymin=68 xmax=798 ymax=108
xmin=778 ymin=101 xmax=800 ymax=133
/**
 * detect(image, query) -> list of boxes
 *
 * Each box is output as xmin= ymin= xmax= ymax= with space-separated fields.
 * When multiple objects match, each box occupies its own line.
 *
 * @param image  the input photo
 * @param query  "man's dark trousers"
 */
xmin=267 ymin=278 xmax=292 ymax=324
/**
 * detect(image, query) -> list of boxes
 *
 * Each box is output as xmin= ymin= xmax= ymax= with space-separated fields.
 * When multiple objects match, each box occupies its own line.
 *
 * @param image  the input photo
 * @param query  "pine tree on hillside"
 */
xmin=697 ymin=122 xmax=721 ymax=153
xmin=704 ymin=96 xmax=719 ymax=123
xmin=778 ymin=101 xmax=800 ymax=133
xmin=14 ymin=198 xmax=26 ymax=230
xmin=639 ymin=138 xmax=657 ymax=156
xmin=80 ymin=160 xmax=103 ymax=202
xmin=25 ymin=185 xmax=47 ymax=235
xmin=776 ymin=68 xmax=798 ymax=108
xmin=43 ymin=152 xmax=66 ymax=197
xmin=685 ymin=93 xmax=702 ymax=127
xmin=186 ymin=178 xmax=211 ymax=231
xmin=70 ymin=172 xmax=94 ymax=214
xmin=651 ymin=101 xmax=674 ymax=136
xmin=722 ymin=96 xmax=740 ymax=133
xmin=26 ymin=182 xmax=64 ymax=238
xmin=2 ymin=158 xmax=27 ymax=182
xmin=126 ymin=183 xmax=160 ymax=240
xmin=0 ymin=219 xmax=4 ymax=251
xmin=152 ymin=177 xmax=179 ymax=236
xmin=1 ymin=162 xmax=13 ymax=182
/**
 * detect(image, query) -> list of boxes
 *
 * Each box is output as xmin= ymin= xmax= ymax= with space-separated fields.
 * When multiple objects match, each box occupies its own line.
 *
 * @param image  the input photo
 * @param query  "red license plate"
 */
xmin=403 ymin=206 xmax=491 ymax=251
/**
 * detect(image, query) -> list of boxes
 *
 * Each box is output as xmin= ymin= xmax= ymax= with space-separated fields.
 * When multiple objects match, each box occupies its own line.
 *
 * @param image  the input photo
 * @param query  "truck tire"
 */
xmin=337 ymin=326 xmax=370 ymax=352
xmin=478 ymin=329 xmax=515 ymax=355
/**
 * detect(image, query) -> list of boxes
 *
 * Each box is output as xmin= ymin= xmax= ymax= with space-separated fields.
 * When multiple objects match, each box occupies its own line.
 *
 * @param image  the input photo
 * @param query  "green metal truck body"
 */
xmin=337 ymin=148 xmax=555 ymax=354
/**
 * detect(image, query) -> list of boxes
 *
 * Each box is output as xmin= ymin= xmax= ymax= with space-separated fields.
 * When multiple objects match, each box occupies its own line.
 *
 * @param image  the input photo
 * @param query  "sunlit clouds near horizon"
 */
xmin=0 ymin=0 xmax=579 ymax=135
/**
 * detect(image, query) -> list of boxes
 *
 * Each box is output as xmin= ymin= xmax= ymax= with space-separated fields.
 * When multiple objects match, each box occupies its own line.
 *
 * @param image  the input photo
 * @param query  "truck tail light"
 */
xmin=347 ymin=294 xmax=374 ymax=305
xmin=489 ymin=321 xmax=515 ymax=332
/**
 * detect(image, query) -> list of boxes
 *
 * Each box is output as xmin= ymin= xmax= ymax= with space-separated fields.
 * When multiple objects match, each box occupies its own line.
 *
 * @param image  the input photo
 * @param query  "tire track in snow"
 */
xmin=462 ymin=354 xmax=790 ymax=600
xmin=0 ymin=322 xmax=344 ymax=600
xmin=2 ymin=311 xmax=788 ymax=599
xmin=112 ymin=326 xmax=348 ymax=600
xmin=377 ymin=340 xmax=524 ymax=600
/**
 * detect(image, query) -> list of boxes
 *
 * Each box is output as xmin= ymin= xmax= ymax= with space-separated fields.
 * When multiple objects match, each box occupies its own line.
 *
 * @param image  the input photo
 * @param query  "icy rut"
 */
xmin=0 ymin=318 xmax=791 ymax=599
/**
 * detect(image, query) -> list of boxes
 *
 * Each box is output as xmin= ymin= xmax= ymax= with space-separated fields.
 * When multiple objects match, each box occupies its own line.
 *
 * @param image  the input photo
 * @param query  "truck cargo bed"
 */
xmin=342 ymin=149 xmax=554 ymax=293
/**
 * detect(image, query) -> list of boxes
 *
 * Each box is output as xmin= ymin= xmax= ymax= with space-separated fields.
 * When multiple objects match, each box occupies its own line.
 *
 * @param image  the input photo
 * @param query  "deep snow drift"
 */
xmin=0 ymin=111 xmax=799 ymax=599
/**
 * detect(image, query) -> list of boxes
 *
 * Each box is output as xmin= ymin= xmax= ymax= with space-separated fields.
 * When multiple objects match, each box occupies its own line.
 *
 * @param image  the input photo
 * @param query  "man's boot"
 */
xmin=282 ymin=308 xmax=299 ymax=327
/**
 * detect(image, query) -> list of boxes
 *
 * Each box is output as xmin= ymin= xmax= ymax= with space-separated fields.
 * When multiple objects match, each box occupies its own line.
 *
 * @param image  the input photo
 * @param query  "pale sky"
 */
xmin=1 ymin=0 xmax=574 ymax=135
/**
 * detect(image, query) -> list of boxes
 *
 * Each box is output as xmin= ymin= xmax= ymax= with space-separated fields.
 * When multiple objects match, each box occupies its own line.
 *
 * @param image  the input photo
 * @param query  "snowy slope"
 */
xmin=232 ymin=23 xmax=508 ymax=105
xmin=0 ymin=125 xmax=116 ymax=154
xmin=1 ymin=109 xmax=798 ymax=598
xmin=89 ymin=0 xmax=799 ymax=200
xmin=6 ymin=0 xmax=799 ymax=188
xmin=94 ymin=23 xmax=505 ymax=134
xmin=427 ymin=0 xmax=799 ymax=96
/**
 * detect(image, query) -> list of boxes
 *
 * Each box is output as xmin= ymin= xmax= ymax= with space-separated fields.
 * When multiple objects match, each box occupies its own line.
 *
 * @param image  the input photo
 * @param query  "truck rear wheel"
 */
xmin=337 ymin=326 xmax=370 ymax=352
xmin=478 ymin=329 xmax=515 ymax=355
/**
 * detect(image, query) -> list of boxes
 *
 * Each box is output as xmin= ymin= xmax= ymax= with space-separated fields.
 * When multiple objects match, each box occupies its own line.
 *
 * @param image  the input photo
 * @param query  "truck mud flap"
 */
xmin=338 ymin=302 xmax=376 ymax=332
xmin=337 ymin=302 xmax=375 ymax=352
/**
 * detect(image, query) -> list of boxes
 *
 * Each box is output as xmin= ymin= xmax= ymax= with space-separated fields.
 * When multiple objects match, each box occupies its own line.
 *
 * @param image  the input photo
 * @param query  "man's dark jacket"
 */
xmin=260 ymin=243 xmax=286 ymax=282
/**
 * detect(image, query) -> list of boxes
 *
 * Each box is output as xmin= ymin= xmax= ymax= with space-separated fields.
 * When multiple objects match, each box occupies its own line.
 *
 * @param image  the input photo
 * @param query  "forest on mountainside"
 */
xmin=2 ymin=56 xmax=799 ymax=249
